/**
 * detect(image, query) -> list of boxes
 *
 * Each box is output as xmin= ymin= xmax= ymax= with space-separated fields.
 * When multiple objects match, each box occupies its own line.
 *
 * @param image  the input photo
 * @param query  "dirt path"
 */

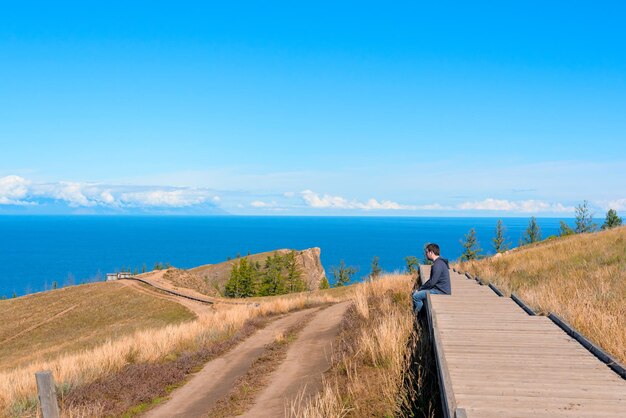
xmin=241 ymin=301 xmax=350 ymax=417
xmin=120 ymin=279 xmax=213 ymax=317
xmin=145 ymin=307 xmax=320 ymax=418
xmin=144 ymin=301 xmax=350 ymax=418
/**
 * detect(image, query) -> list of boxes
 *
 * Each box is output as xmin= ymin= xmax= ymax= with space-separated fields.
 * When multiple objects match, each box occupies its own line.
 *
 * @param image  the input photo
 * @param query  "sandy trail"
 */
xmin=241 ymin=301 xmax=349 ymax=418
xmin=144 ymin=301 xmax=350 ymax=418
xmin=144 ymin=307 xmax=321 ymax=418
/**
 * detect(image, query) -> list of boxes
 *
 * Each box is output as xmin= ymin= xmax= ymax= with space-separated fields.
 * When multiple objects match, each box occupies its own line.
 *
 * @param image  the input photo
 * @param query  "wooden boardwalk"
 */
xmin=419 ymin=265 xmax=626 ymax=418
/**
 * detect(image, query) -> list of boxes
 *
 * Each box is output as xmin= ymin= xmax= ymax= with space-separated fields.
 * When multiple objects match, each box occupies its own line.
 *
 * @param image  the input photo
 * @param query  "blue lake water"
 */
xmin=0 ymin=216 xmax=573 ymax=297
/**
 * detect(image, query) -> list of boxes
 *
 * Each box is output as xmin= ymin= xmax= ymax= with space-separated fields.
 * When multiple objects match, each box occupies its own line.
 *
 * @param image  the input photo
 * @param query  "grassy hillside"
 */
xmin=460 ymin=225 xmax=626 ymax=364
xmin=189 ymin=249 xmax=300 ymax=295
xmin=0 ymin=281 xmax=195 ymax=371
xmin=0 ymin=281 xmax=347 ymax=417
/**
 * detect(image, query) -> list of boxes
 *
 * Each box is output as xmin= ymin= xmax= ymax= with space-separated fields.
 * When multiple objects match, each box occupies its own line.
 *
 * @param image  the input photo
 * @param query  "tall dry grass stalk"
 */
xmin=460 ymin=226 xmax=626 ymax=364
xmin=292 ymin=274 xmax=418 ymax=417
xmin=0 ymin=292 xmax=341 ymax=417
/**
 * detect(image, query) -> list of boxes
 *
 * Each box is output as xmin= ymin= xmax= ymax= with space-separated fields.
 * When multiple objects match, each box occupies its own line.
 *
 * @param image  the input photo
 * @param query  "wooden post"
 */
xmin=35 ymin=371 xmax=60 ymax=418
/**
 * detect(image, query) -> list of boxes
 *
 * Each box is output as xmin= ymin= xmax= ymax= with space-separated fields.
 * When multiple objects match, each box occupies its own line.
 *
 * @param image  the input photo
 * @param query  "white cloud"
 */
xmin=458 ymin=198 xmax=574 ymax=213
xmin=250 ymin=200 xmax=278 ymax=208
xmin=0 ymin=175 xmax=218 ymax=209
xmin=607 ymin=198 xmax=626 ymax=211
xmin=300 ymin=190 xmax=416 ymax=210
xmin=46 ymin=181 xmax=96 ymax=207
xmin=0 ymin=175 xmax=32 ymax=205
xmin=119 ymin=190 xmax=211 ymax=207
xmin=414 ymin=203 xmax=452 ymax=210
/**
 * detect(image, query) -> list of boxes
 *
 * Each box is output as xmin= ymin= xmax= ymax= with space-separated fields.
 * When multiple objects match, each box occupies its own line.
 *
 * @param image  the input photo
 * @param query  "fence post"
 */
xmin=35 ymin=370 xmax=60 ymax=418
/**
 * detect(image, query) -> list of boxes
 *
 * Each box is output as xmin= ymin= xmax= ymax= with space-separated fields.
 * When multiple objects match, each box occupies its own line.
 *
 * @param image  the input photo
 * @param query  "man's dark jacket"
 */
xmin=419 ymin=257 xmax=451 ymax=294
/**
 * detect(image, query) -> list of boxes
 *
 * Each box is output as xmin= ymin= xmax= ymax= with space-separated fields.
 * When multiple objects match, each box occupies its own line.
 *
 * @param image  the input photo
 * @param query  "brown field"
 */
xmin=0 ymin=281 xmax=195 ymax=371
xmin=0 ymin=281 xmax=348 ymax=417
xmin=459 ymin=225 xmax=626 ymax=365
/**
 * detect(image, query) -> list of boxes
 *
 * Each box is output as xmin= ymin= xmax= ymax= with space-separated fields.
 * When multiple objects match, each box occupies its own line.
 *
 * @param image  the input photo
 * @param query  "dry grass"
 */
xmin=459 ymin=226 xmax=626 ymax=365
xmin=291 ymin=274 xmax=421 ymax=417
xmin=0 ymin=281 xmax=194 ymax=371
xmin=0 ymin=288 xmax=344 ymax=417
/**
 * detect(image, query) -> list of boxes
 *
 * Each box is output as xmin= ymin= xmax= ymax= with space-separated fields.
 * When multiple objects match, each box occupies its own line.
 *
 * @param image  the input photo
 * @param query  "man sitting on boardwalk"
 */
xmin=412 ymin=243 xmax=451 ymax=314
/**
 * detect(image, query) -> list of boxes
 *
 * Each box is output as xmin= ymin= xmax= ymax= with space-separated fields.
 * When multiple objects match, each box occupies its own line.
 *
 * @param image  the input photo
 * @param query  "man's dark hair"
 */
xmin=425 ymin=243 xmax=440 ymax=256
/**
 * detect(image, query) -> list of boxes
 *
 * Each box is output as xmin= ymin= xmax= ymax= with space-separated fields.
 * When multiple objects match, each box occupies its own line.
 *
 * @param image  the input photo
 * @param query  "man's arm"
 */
xmin=419 ymin=262 xmax=442 ymax=290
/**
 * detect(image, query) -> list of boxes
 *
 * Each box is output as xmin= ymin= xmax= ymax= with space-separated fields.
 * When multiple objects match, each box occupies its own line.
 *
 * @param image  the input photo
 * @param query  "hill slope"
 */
xmin=0 ymin=281 xmax=195 ymax=371
xmin=460 ymin=225 xmax=626 ymax=364
xmin=189 ymin=247 xmax=326 ymax=295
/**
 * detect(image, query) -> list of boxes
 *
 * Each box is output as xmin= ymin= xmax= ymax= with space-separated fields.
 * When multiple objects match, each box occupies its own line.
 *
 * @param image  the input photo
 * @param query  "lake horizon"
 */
xmin=0 ymin=215 xmax=575 ymax=297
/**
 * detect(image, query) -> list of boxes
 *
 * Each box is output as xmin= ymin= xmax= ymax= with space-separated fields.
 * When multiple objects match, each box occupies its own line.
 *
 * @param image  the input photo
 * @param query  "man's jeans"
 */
xmin=412 ymin=289 xmax=444 ymax=314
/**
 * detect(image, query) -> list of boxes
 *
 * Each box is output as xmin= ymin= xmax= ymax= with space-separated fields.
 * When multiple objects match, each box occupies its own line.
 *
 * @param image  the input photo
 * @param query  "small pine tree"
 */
xmin=405 ymin=256 xmax=419 ymax=274
xmin=522 ymin=217 xmax=542 ymax=244
xmin=224 ymin=257 xmax=258 ymax=298
xmin=492 ymin=219 xmax=510 ymax=253
xmin=602 ymin=209 xmax=623 ymax=230
xmin=332 ymin=260 xmax=357 ymax=287
xmin=141 ymin=263 xmax=147 ymax=273
xmin=259 ymin=252 xmax=287 ymax=296
xmin=12 ymin=292 xmax=17 ymax=298
xmin=370 ymin=256 xmax=382 ymax=279
xmin=52 ymin=281 xmax=58 ymax=290
xmin=559 ymin=220 xmax=575 ymax=237
xmin=319 ymin=276 xmax=330 ymax=290
xmin=224 ymin=261 xmax=241 ymax=297
xmin=574 ymin=200 xmax=597 ymax=233
xmin=238 ymin=257 xmax=258 ymax=297
xmin=284 ymin=251 xmax=306 ymax=293
xmin=461 ymin=228 xmax=482 ymax=261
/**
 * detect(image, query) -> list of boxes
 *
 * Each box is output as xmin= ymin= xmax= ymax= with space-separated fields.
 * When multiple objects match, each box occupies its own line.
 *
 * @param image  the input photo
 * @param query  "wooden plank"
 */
xmin=454 ymin=386 xmax=626 ymax=400
xmin=35 ymin=371 xmax=60 ymax=418
xmin=426 ymin=291 xmax=457 ymax=418
xmin=463 ymin=407 xmax=625 ymax=418
xmin=454 ymin=395 xmax=626 ymax=411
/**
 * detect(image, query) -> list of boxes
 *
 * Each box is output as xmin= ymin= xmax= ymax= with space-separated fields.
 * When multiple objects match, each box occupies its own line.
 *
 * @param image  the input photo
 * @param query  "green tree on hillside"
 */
xmin=559 ymin=220 xmax=575 ymax=237
xmin=259 ymin=252 xmax=286 ymax=296
xmin=493 ymin=219 xmax=510 ymax=253
xmin=405 ymin=256 xmax=419 ymax=273
xmin=332 ymin=260 xmax=357 ymax=287
xmin=319 ymin=276 xmax=330 ymax=289
xmin=370 ymin=256 xmax=382 ymax=279
xmin=224 ymin=257 xmax=258 ymax=298
xmin=284 ymin=251 xmax=306 ymax=293
xmin=602 ymin=209 xmax=623 ymax=230
xmin=522 ymin=217 xmax=542 ymax=244
xmin=575 ymin=200 xmax=597 ymax=233
xmin=461 ymin=228 xmax=482 ymax=261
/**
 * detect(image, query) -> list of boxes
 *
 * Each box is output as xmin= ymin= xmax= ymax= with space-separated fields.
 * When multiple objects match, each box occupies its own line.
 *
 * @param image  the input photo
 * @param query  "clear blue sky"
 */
xmin=1 ymin=1 xmax=625 ymax=216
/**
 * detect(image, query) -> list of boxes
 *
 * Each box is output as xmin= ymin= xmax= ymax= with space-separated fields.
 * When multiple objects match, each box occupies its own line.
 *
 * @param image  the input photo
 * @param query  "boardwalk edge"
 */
xmin=548 ymin=312 xmax=626 ymax=380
